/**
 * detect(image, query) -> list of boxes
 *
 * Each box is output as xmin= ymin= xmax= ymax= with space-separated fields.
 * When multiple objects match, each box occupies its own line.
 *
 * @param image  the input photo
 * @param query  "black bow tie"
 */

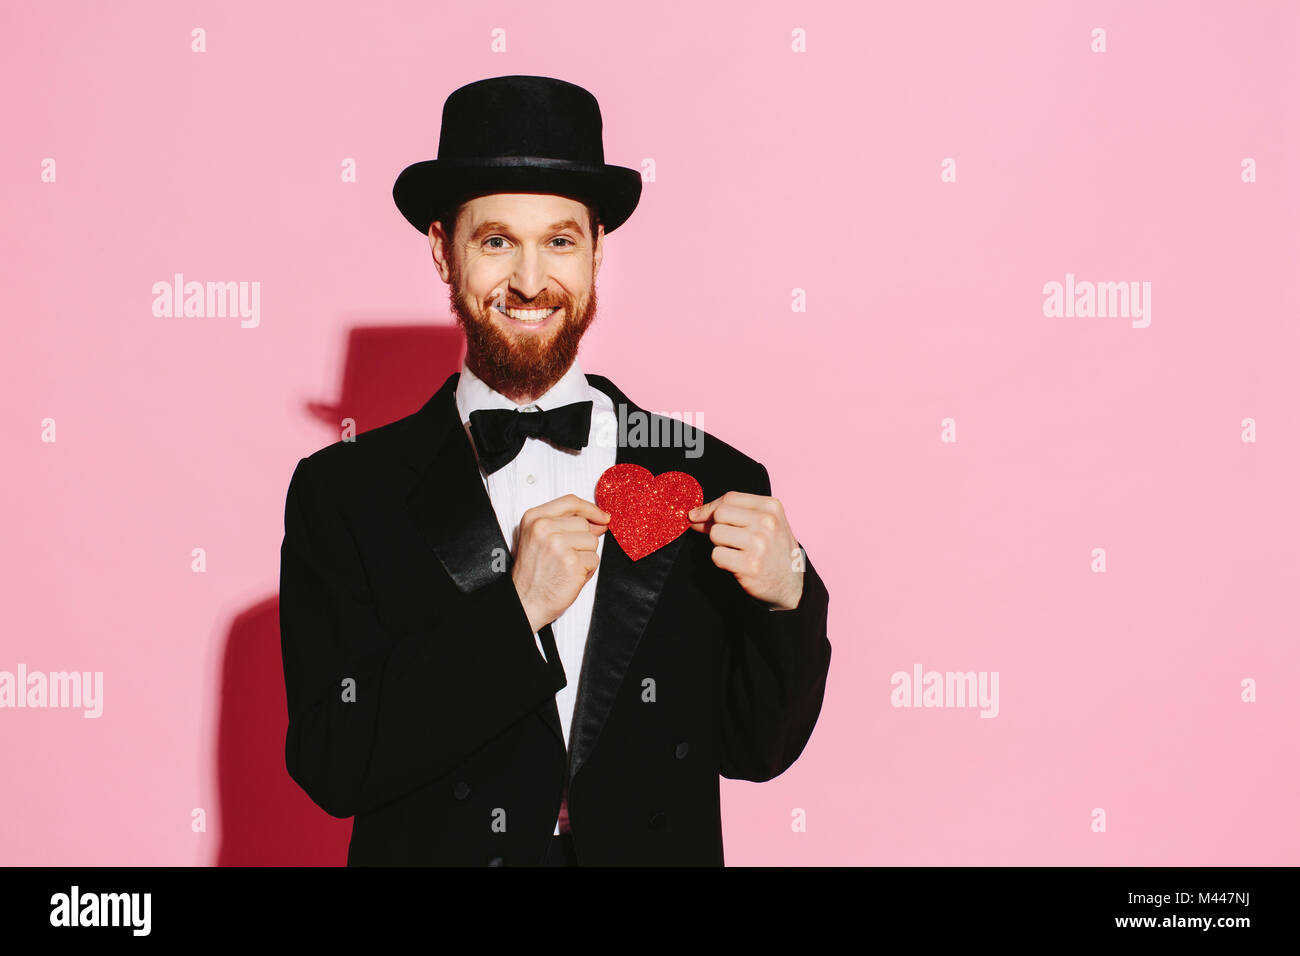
xmin=467 ymin=401 xmax=594 ymax=476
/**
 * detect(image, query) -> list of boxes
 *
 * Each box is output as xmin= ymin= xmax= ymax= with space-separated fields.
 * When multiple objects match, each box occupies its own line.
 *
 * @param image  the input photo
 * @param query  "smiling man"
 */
xmin=278 ymin=74 xmax=831 ymax=866
xmin=442 ymin=194 xmax=600 ymax=405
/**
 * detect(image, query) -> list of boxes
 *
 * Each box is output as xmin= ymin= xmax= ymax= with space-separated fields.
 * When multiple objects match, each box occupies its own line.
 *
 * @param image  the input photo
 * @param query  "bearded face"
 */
xmin=448 ymin=254 xmax=598 ymax=402
xmin=436 ymin=194 xmax=602 ymax=404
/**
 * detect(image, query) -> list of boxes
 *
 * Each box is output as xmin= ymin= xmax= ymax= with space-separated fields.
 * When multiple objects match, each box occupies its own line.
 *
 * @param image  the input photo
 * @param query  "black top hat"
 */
xmin=393 ymin=75 xmax=643 ymax=237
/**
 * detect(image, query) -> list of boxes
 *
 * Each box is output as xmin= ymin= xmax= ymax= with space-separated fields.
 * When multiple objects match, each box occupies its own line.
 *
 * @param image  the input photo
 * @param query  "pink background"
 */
xmin=3 ymin=1 xmax=1297 ymax=865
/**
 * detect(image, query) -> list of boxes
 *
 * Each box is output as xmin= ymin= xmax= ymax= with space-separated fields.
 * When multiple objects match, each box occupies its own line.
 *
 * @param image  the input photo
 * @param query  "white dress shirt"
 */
xmin=455 ymin=357 xmax=616 ymax=835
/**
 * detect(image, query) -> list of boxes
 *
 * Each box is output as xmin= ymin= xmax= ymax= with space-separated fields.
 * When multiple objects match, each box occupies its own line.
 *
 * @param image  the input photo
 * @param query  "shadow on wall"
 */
xmin=213 ymin=324 xmax=465 ymax=865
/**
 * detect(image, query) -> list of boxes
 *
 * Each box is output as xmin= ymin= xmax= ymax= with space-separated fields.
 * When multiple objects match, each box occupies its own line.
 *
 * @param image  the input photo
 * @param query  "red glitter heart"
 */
xmin=595 ymin=463 xmax=704 ymax=561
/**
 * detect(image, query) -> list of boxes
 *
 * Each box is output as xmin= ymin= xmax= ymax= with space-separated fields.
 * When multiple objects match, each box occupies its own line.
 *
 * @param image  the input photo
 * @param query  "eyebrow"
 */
xmin=468 ymin=219 xmax=586 ymax=242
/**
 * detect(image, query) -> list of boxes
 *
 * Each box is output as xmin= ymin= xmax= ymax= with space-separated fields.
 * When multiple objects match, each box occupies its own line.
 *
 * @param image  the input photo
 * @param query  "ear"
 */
xmin=428 ymin=221 xmax=452 ymax=283
xmin=592 ymin=223 xmax=604 ymax=278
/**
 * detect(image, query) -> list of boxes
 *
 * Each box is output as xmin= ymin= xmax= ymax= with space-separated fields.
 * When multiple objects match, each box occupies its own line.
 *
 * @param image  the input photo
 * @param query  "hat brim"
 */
xmin=393 ymin=158 xmax=642 ymax=237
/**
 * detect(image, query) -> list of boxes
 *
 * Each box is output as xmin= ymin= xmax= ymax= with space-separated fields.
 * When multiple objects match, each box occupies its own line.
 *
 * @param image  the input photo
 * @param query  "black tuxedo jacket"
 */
xmin=278 ymin=370 xmax=831 ymax=865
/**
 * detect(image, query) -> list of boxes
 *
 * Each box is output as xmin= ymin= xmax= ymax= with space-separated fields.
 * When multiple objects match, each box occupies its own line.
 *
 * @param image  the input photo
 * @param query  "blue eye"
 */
xmin=483 ymin=236 xmax=575 ymax=249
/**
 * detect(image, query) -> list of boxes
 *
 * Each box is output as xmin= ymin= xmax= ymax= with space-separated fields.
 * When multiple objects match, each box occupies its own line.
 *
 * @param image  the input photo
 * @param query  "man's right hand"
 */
xmin=511 ymin=494 xmax=610 ymax=633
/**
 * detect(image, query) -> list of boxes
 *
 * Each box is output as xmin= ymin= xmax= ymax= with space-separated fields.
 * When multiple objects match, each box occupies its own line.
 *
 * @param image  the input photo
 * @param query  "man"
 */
xmin=278 ymin=75 xmax=831 ymax=866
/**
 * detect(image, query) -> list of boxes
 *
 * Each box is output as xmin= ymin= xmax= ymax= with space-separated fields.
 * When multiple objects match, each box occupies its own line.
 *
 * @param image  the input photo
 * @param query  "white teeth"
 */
xmin=497 ymin=306 xmax=558 ymax=322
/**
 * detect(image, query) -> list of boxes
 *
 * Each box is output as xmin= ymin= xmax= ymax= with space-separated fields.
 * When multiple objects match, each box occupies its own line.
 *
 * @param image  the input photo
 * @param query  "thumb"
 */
xmin=687 ymin=496 xmax=721 ymax=532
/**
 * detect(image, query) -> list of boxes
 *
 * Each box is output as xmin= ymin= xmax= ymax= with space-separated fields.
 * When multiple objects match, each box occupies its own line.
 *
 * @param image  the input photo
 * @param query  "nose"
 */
xmin=510 ymin=246 xmax=549 ymax=300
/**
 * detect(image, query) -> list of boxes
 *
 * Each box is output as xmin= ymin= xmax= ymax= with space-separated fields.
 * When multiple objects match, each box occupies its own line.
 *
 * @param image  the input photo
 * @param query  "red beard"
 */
xmin=448 ymin=268 xmax=598 ymax=401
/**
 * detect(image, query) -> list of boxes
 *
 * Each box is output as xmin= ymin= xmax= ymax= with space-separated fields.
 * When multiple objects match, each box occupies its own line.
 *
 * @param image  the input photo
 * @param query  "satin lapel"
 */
xmin=403 ymin=372 xmax=566 ymax=746
xmin=567 ymin=377 xmax=686 ymax=783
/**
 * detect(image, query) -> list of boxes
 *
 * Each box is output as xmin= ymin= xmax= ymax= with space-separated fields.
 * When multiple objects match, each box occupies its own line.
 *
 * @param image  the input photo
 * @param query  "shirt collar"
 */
xmin=455 ymin=357 xmax=592 ymax=425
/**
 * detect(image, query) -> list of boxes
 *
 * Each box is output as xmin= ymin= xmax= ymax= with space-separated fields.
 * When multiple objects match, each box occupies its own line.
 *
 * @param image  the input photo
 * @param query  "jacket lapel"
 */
xmin=566 ymin=374 xmax=685 ymax=783
xmin=397 ymin=371 xmax=686 ymax=780
xmin=402 ymin=372 xmax=567 ymax=746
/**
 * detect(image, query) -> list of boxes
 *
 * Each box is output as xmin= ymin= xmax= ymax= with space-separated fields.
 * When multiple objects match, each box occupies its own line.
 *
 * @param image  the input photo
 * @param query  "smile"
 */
xmin=494 ymin=305 xmax=561 ymax=326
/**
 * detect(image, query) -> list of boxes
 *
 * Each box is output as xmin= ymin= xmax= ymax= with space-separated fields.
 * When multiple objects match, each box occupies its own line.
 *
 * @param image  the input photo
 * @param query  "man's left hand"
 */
xmin=687 ymin=491 xmax=804 ymax=610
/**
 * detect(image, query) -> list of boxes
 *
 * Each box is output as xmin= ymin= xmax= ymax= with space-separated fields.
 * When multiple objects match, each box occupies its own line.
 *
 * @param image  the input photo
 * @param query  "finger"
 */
xmin=575 ymin=496 xmax=612 ymax=524
xmin=570 ymin=517 xmax=608 ymax=536
xmin=707 ymin=522 xmax=750 ymax=552
xmin=544 ymin=514 xmax=602 ymax=535
xmin=719 ymin=491 xmax=771 ymax=508
xmin=687 ymin=496 xmax=726 ymax=532
xmin=688 ymin=492 xmax=770 ymax=529
xmin=710 ymin=545 xmax=746 ymax=576
xmin=556 ymin=531 xmax=602 ymax=552
xmin=687 ymin=495 xmax=724 ymax=528
xmin=529 ymin=514 xmax=585 ymax=542
xmin=693 ymin=502 xmax=761 ymax=532
xmin=692 ymin=491 xmax=768 ymax=518
xmin=533 ymin=494 xmax=611 ymax=523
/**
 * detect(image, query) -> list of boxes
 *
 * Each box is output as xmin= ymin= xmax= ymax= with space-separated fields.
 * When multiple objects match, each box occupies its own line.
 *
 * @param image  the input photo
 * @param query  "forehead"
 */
xmin=457 ymin=193 xmax=591 ymax=232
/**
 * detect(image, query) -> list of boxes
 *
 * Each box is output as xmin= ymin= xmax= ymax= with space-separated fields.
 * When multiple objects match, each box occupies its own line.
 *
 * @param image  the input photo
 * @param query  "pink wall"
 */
xmin=3 ymin=0 xmax=1297 ymax=865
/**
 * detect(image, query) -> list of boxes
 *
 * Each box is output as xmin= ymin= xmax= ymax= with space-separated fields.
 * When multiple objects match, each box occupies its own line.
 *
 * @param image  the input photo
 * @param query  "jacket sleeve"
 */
xmin=278 ymin=456 xmax=565 ymax=819
xmin=719 ymin=463 xmax=832 ymax=782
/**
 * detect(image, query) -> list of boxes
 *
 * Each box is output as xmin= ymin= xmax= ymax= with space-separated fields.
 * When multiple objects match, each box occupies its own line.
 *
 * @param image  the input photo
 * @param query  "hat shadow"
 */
xmin=212 ymin=323 xmax=464 ymax=865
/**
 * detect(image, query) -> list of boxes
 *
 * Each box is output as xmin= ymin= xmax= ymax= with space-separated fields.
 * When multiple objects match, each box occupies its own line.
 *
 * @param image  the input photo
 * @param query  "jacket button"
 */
xmin=648 ymin=811 xmax=666 ymax=831
xmin=454 ymin=781 xmax=470 ymax=800
xmin=675 ymin=741 xmax=689 ymax=759
xmin=487 ymin=856 xmax=504 ymax=866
